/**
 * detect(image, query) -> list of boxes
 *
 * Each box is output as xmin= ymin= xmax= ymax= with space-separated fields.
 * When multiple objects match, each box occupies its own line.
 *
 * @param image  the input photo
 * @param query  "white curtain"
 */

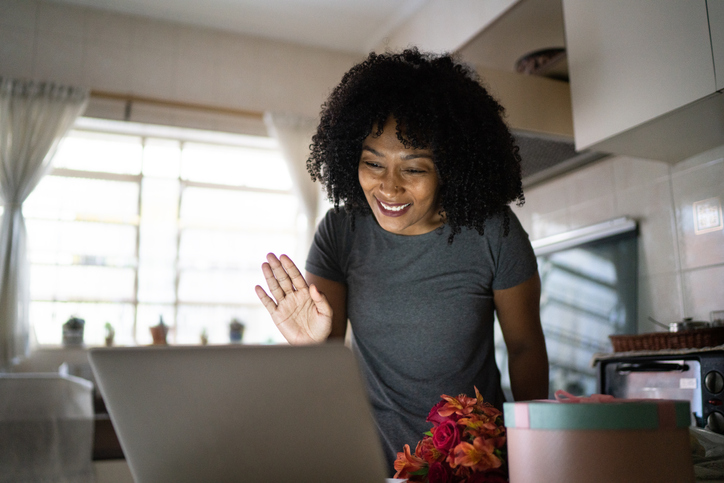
xmin=0 ymin=78 xmax=89 ymax=370
xmin=263 ymin=112 xmax=324 ymax=252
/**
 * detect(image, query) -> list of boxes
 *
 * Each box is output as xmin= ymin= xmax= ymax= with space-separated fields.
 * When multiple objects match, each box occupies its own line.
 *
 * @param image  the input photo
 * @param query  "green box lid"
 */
xmin=503 ymin=400 xmax=691 ymax=430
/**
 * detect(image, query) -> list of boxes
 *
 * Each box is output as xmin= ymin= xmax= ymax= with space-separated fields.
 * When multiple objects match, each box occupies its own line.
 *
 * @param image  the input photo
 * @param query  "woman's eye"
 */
xmin=406 ymin=169 xmax=425 ymax=174
xmin=364 ymin=161 xmax=382 ymax=168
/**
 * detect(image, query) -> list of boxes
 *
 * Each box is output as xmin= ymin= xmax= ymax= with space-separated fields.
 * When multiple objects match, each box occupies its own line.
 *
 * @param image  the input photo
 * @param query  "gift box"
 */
xmin=503 ymin=393 xmax=695 ymax=483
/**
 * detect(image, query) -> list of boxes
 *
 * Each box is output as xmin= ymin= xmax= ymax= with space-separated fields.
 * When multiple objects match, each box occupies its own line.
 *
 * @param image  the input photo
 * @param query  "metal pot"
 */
xmin=649 ymin=316 xmax=710 ymax=332
xmin=669 ymin=317 xmax=710 ymax=332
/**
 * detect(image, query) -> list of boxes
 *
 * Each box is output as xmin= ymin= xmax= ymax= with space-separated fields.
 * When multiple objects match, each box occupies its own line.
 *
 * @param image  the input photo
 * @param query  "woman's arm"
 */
xmin=494 ymin=271 xmax=549 ymax=401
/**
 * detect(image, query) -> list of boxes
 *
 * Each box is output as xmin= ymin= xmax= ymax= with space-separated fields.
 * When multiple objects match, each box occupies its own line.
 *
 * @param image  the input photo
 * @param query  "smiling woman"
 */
xmin=255 ymin=48 xmax=549 ymax=477
xmin=358 ymin=116 xmax=443 ymax=236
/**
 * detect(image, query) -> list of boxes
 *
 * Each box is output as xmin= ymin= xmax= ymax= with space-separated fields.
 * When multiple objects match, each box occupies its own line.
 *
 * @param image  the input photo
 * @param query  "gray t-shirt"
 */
xmin=305 ymin=208 xmax=537 ymax=472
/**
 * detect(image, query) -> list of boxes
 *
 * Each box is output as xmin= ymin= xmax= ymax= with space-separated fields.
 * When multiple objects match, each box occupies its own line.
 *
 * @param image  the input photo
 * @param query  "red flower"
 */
xmin=428 ymin=461 xmax=451 ymax=483
xmin=465 ymin=470 xmax=508 ymax=483
xmin=432 ymin=420 xmax=462 ymax=455
xmin=427 ymin=400 xmax=455 ymax=426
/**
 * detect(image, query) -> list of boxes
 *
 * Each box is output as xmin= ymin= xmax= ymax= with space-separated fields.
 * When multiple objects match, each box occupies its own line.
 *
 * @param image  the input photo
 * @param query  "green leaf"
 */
xmin=410 ymin=467 xmax=429 ymax=476
xmin=424 ymin=431 xmax=433 ymax=437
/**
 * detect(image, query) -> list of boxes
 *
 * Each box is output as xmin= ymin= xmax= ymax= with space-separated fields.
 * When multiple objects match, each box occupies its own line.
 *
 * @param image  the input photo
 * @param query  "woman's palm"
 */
xmin=255 ymin=253 xmax=332 ymax=344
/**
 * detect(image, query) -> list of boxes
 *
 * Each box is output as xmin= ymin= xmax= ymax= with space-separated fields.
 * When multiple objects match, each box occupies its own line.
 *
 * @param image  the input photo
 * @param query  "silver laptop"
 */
xmin=88 ymin=343 xmax=388 ymax=483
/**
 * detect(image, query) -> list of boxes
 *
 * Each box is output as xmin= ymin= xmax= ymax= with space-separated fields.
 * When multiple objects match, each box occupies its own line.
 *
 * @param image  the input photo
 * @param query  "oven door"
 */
xmin=600 ymin=358 xmax=703 ymax=426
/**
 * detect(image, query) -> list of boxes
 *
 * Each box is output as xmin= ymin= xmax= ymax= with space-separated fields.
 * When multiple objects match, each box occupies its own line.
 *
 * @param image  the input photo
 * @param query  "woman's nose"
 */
xmin=379 ymin=170 xmax=401 ymax=196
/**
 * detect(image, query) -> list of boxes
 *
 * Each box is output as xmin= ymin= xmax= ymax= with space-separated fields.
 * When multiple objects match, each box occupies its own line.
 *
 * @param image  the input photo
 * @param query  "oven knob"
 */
xmin=705 ymin=371 xmax=724 ymax=394
xmin=707 ymin=411 xmax=724 ymax=434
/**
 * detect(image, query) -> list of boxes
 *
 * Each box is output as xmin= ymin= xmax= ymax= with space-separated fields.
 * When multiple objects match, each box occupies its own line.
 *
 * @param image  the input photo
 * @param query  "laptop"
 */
xmin=88 ymin=343 xmax=389 ymax=483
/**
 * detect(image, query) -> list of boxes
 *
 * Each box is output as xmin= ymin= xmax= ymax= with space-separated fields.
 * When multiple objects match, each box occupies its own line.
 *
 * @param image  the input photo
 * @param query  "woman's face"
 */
xmin=358 ymin=117 xmax=443 ymax=236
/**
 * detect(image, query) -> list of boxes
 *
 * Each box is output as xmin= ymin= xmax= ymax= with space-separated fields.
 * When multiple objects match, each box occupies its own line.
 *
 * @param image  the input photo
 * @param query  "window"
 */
xmin=494 ymin=218 xmax=638 ymax=399
xmin=22 ymin=121 xmax=302 ymax=346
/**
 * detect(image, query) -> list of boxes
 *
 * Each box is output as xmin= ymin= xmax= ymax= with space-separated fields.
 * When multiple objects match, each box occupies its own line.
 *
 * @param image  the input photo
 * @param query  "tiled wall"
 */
xmin=513 ymin=145 xmax=724 ymax=333
xmin=0 ymin=0 xmax=361 ymax=120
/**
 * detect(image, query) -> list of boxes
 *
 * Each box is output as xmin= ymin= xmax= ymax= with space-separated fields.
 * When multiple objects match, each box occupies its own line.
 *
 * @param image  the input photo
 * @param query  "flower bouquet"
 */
xmin=394 ymin=387 xmax=507 ymax=483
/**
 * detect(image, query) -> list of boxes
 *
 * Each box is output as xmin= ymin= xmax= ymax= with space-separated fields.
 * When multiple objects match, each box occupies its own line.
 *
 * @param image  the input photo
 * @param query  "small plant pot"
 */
xmin=150 ymin=325 xmax=168 ymax=345
xmin=62 ymin=317 xmax=85 ymax=347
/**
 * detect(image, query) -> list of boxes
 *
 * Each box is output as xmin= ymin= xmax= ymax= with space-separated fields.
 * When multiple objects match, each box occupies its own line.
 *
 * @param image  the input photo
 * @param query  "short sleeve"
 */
xmin=491 ymin=208 xmax=538 ymax=290
xmin=305 ymin=209 xmax=347 ymax=283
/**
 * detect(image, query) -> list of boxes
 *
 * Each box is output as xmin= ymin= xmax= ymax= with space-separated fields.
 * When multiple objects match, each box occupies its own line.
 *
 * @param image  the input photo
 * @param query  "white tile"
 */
xmin=0 ymin=26 xmax=34 ymax=78
xmin=32 ymin=31 xmax=84 ymax=85
xmin=524 ymin=176 xmax=568 ymax=216
xmin=612 ymin=155 xmax=670 ymax=192
xmin=83 ymin=40 xmax=131 ymax=93
xmin=36 ymin=1 xmax=85 ymax=40
xmin=531 ymin=208 xmax=569 ymax=240
xmin=0 ymin=0 xmax=37 ymax=31
xmin=637 ymin=272 xmax=685 ymax=333
xmin=673 ymin=144 xmax=724 ymax=174
xmin=615 ymin=180 xmax=680 ymax=276
xmin=672 ymin=157 xmax=724 ymax=270
xmin=565 ymin=158 xmax=615 ymax=205
xmin=681 ymin=265 xmax=724 ymax=322
xmin=568 ymin=194 xmax=616 ymax=230
xmin=85 ymin=8 xmax=131 ymax=48
xmin=130 ymin=47 xmax=175 ymax=99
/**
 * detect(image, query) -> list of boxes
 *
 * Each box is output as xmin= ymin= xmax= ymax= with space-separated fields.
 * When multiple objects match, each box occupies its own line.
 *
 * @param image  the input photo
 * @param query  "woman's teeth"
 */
xmin=380 ymin=201 xmax=411 ymax=211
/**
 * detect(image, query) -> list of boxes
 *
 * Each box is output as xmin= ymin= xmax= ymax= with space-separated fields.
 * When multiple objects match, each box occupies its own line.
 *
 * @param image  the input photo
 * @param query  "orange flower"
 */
xmin=416 ymin=436 xmax=444 ymax=464
xmin=458 ymin=413 xmax=506 ymax=439
xmin=394 ymin=444 xmax=427 ymax=479
xmin=438 ymin=393 xmax=478 ymax=417
xmin=451 ymin=437 xmax=502 ymax=472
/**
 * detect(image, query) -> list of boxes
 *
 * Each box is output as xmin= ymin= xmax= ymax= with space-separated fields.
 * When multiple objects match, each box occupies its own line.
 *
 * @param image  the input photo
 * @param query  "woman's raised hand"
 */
xmin=255 ymin=253 xmax=333 ymax=344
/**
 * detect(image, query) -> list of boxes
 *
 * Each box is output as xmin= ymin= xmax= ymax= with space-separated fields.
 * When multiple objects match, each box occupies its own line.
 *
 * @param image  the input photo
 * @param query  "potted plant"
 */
xmin=229 ymin=318 xmax=245 ymax=343
xmin=62 ymin=316 xmax=85 ymax=347
xmin=104 ymin=322 xmax=115 ymax=347
xmin=149 ymin=316 xmax=168 ymax=345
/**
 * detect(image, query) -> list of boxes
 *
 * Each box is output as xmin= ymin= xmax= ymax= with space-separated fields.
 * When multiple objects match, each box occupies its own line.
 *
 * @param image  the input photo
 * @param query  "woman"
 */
xmin=255 ymin=48 xmax=548 ymax=472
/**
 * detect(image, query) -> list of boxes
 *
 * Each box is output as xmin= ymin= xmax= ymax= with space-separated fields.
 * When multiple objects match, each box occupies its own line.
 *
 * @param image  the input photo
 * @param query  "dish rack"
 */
xmin=609 ymin=327 xmax=724 ymax=352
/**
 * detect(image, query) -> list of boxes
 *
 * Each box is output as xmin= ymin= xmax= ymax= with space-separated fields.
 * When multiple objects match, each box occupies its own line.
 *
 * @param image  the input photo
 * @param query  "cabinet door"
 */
xmin=563 ymin=0 xmax=716 ymax=151
xmin=710 ymin=0 xmax=724 ymax=91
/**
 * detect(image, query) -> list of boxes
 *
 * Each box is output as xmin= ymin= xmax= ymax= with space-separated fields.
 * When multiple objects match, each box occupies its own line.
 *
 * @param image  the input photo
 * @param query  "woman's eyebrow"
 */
xmin=361 ymin=145 xmax=382 ymax=156
xmin=362 ymin=145 xmax=432 ymax=159
xmin=401 ymin=152 xmax=433 ymax=160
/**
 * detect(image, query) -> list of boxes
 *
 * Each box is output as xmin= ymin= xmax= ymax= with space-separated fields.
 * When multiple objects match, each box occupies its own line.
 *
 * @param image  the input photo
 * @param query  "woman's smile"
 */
xmin=358 ymin=117 xmax=443 ymax=235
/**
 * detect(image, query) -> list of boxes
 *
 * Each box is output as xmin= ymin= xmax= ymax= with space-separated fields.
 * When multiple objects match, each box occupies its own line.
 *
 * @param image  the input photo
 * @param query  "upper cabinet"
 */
xmin=563 ymin=0 xmax=724 ymax=162
xmin=712 ymin=0 xmax=724 ymax=91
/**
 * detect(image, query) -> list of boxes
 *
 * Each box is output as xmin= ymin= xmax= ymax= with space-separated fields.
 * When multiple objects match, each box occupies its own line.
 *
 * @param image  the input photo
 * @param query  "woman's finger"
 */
xmin=280 ymin=254 xmax=308 ymax=290
xmin=261 ymin=261 xmax=287 ymax=302
xmin=266 ymin=253 xmax=295 ymax=295
xmin=255 ymin=285 xmax=278 ymax=315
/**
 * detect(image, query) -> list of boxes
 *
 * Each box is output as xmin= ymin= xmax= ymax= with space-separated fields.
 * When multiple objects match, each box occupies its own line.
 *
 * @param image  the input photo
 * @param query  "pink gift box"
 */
xmin=503 ymin=395 xmax=695 ymax=483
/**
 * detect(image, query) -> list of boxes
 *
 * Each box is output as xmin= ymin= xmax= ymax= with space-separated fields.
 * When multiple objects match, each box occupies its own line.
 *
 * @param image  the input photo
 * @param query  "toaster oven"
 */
xmin=597 ymin=350 xmax=724 ymax=433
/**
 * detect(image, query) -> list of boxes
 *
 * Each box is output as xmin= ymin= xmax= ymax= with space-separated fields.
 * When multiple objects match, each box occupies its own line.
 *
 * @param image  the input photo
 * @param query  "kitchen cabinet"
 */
xmin=562 ymin=0 xmax=724 ymax=162
xmin=712 ymin=0 xmax=724 ymax=91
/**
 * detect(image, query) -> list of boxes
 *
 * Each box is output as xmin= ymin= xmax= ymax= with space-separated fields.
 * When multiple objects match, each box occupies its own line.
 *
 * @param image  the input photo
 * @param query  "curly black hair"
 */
xmin=307 ymin=48 xmax=524 ymax=243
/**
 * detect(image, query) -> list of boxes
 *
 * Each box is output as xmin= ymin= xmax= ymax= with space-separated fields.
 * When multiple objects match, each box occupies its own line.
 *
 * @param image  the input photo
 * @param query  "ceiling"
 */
xmin=47 ymin=0 xmax=428 ymax=54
